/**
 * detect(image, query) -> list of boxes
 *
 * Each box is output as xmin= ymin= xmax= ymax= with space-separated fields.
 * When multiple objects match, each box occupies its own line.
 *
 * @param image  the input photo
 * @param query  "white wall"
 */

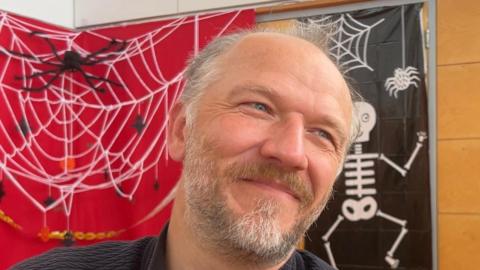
xmin=0 ymin=0 xmax=291 ymax=29
xmin=1 ymin=0 xmax=75 ymax=28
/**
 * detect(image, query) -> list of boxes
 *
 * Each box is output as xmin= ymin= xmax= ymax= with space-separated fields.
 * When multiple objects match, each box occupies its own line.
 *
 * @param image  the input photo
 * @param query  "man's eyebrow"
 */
xmin=228 ymin=83 xmax=280 ymax=100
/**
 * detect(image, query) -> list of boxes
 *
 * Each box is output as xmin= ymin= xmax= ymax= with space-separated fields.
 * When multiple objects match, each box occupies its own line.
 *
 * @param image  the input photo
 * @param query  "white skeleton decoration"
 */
xmin=384 ymin=5 xmax=421 ymax=98
xmin=322 ymin=101 xmax=427 ymax=269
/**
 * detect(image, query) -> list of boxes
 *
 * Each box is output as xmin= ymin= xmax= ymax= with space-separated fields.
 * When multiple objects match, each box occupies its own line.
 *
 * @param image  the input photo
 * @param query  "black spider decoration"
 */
xmin=63 ymin=231 xmax=75 ymax=246
xmin=43 ymin=196 xmax=56 ymax=207
xmin=8 ymin=31 xmax=126 ymax=93
xmin=0 ymin=180 xmax=5 ymax=202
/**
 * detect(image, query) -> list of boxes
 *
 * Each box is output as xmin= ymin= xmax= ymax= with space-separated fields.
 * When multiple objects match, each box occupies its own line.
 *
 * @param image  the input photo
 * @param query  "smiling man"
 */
xmin=12 ymin=23 xmax=360 ymax=270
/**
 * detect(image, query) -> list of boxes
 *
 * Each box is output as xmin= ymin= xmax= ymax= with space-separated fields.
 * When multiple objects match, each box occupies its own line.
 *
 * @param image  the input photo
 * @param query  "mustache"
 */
xmin=223 ymin=162 xmax=314 ymax=207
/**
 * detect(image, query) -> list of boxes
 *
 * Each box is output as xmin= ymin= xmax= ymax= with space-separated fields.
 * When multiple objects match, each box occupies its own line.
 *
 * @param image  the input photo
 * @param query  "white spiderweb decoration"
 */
xmin=308 ymin=14 xmax=384 ymax=73
xmin=0 ymin=11 xmax=243 ymax=222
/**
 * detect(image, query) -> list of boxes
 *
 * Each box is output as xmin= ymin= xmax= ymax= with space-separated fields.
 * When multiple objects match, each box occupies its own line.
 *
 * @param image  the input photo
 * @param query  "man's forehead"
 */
xmin=215 ymin=32 xmax=350 ymax=102
xmin=215 ymin=32 xmax=340 ymax=88
xmin=221 ymin=32 xmax=326 ymax=62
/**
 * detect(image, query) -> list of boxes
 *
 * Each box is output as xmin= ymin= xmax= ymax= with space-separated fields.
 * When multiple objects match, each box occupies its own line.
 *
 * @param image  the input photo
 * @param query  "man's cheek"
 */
xmin=212 ymin=116 xmax=269 ymax=150
xmin=308 ymin=162 xmax=337 ymax=198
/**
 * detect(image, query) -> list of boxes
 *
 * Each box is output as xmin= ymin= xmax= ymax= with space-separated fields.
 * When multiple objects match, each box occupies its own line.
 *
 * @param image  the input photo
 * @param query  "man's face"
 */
xmin=171 ymin=33 xmax=352 ymax=263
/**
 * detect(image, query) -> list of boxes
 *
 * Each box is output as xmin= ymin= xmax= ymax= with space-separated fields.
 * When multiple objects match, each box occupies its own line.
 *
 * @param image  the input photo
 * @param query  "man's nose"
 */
xmin=259 ymin=116 xmax=308 ymax=170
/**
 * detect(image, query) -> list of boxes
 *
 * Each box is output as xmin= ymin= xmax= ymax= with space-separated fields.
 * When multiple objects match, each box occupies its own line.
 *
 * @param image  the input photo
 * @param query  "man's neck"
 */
xmin=165 ymin=189 xmax=290 ymax=270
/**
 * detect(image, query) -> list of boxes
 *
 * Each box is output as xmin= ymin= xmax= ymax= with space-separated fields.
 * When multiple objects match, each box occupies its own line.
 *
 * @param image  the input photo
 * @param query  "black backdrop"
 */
xmin=302 ymin=4 xmax=432 ymax=270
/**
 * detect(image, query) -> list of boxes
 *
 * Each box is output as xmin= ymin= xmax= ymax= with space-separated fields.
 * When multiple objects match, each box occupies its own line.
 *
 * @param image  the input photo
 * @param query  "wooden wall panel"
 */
xmin=438 ymin=63 xmax=480 ymax=139
xmin=256 ymin=0 xmax=366 ymax=14
xmin=439 ymin=214 xmax=480 ymax=270
xmin=438 ymin=0 xmax=480 ymax=65
xmin=438 ymin=0 xmax=480 ymax=269
xmin=257 ymin=19 xmax=296 ymax=30
xmin=438 ymin=139 xmax=480 ymax=213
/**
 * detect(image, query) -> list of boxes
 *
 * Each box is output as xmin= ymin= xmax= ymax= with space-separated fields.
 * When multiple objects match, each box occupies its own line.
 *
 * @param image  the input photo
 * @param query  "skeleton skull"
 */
xmin=354 ymin=101 xmax=376 ymax=143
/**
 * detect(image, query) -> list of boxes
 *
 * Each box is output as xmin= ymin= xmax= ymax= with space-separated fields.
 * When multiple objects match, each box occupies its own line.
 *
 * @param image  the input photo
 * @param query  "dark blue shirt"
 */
xmin=12 ymin=225 xmax=334 ymax=270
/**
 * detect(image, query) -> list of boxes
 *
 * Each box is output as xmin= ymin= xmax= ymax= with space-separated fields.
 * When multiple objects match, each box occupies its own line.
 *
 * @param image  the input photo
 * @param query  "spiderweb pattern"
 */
xmin=308 ymin=14 xmax=384 ymax=73
xmin=0 ymin=10 xmax=248 ymax=224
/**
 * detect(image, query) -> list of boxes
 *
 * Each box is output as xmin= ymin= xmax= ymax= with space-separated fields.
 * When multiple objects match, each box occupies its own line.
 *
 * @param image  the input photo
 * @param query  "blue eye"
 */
xmin=310 ymin=129 xmax=332 ymax=141
xmin=251 ymin=102 xmax=268 ymax=112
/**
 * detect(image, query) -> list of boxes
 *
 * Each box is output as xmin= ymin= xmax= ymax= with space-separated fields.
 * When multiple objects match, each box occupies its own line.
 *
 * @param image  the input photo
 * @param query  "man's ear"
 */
xmin=167 ymin=102 xmax=188 ymax=161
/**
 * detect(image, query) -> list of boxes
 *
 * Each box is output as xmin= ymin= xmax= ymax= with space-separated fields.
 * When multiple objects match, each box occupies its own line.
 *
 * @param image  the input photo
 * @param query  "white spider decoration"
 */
xmin=384 ymin=66 xmax=420 ymax=98
xmin=384 ymin=6 xmax=422 ymax=99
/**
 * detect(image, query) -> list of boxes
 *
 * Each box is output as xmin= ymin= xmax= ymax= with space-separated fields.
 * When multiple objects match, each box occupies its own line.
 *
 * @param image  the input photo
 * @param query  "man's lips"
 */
xmin=239 ymin=177 xmax=300 ymax=201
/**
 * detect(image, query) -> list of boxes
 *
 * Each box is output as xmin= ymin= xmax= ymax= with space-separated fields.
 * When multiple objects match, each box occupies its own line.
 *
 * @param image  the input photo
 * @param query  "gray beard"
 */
xmin=181 ymin=133 xmax=330 ymax=266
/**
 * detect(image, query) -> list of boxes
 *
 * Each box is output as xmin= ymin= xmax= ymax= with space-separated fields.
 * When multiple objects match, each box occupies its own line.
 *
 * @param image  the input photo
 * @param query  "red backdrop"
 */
xmin=0 ymin=10 xmax=254 ymax=269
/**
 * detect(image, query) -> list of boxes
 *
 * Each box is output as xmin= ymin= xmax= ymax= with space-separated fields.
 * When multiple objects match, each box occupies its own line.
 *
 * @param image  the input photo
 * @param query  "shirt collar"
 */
xmin=144 ymin=223 xmax=169 ymax=270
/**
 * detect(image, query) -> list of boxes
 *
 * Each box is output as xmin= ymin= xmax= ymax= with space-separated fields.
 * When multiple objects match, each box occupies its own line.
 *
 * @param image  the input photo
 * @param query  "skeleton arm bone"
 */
xmin=404 ymin=132 xmax=427 ymax=170
xmin=378 ymin=131 xmax=427 ymax=177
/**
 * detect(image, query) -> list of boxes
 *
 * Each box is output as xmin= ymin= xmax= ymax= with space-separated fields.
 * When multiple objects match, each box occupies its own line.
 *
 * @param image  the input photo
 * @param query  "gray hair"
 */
xmin=180 ymin=21 xmax=362 ymax=154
